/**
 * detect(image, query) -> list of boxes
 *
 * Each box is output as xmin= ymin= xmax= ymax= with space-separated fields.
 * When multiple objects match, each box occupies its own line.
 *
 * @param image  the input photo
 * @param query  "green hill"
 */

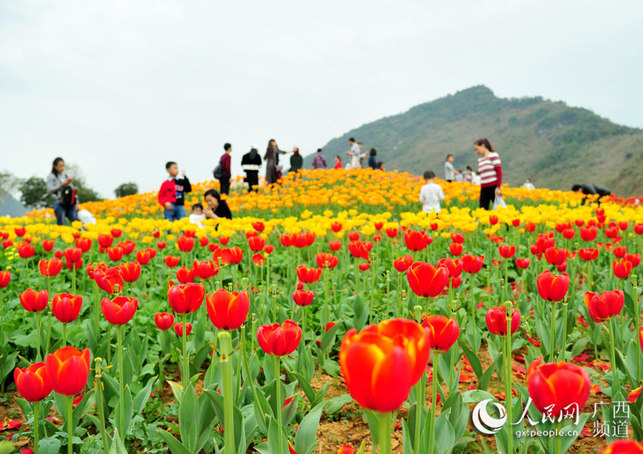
xmin=307 ymin=86 xmax=643 ymax=196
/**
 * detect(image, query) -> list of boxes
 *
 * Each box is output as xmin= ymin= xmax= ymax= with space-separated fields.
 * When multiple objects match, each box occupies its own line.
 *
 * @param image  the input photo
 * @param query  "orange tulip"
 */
xmin=206 ymin=289 xmax=249 ymax=330
xmin=45 ymin=347 xmax=90 ymax=396
xmin=526 ymin=358 xmax=590 ymax=419
xmin=339 ymin=318 xmax=431 ymax=412
xmin=14 ymin=362 xmax=53 ymax=402
xmin=406 ymin=262 xmax=449 ymax=298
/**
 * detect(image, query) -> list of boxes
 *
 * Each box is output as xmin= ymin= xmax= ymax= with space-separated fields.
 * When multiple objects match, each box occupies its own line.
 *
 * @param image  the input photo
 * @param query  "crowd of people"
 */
xmin=45 ymin=137 xmax=612 ymax=226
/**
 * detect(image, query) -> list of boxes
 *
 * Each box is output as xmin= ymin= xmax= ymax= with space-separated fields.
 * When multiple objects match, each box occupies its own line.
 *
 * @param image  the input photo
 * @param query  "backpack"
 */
xmin=60 ymin=186 xmax=76 ymax=207
xmin=213 ymin=164 xmax=223 ymax=180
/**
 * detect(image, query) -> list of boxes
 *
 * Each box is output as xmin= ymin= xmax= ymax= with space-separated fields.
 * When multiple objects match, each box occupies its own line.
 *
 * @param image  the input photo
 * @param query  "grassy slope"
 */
xmin=307 ymin=86 xmax=643 ymax=195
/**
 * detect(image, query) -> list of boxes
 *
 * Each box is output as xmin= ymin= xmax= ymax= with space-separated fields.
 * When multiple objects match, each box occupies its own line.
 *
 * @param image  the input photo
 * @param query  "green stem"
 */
xmin=554 ymin=421 xmax=562 ymax=454
xmin=470 ymin=274 xmax=478 ymax=352
xmin=274 ymin=355 xmax=284 ymax=454
xmin=505 ymin=304 xmax=513 ymax=454
xmin=62 ymin=323 xmax=67 ymax=347
xmin=377 ymin=411 xmax=392 ymax=454
xmin=45 ymin=311 xmax=52 ymax=357
xmin=94 ymin=358 xmax=109 ymax=454
xmin=608 ymin=319 xmax=619 ymax=398
xmin=67 ymin=395 xmax=73 ymax=454
xmin=549 ymin=303 xmax=556 ymax=362
xmin=241 ymin=326 xmax=266 ymax=429
xmin=35 ymin=313 xmax=42 ymax=361
xmin=33 ymin=401 xmax=40 ymax=454
xmin=116 ymin=325 xmax=125 ymax=436
xmin=559 ymin=301 xmax=568 ymax=362
xmin=413 ymin=375 xmax=425 ymax=454
xmin=219 ymin=332 xmax=235 ymax=454
xmin=182 ymin=314 xmax=188 ymax=388
xmin=428 ymin=350 xmax=439 ymax=454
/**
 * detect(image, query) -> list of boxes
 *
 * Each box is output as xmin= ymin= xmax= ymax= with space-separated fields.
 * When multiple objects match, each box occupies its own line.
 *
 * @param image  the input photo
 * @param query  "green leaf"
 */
xmin=320 ymin=322 xmax=342 ymax=351
xmin=267 ymin=415 xmax=288 ymax=454
xmin=325 ymin=394 xmax=352 ymax=415
xmin=109 ymin=429 xmax=128 ymax=454
xmin=179 ymin=383 xmax=199 ymax=452
xmin=294 ymin=401 xmax=325 ymax=454
xmin=38 ymin=438 xmax=62 ymax=454
xmin=158 ymin=430 xmax=192 ymax=454
xmin=461 ymin=389 xmax=496 ymax=404
xmin=132 ymin=376 xmax=155 ymax=414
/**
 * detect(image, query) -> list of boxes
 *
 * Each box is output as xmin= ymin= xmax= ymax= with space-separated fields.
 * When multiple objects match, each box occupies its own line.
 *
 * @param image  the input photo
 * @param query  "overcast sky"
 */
xmin=1 ymin=0 xmax=642 ymax=198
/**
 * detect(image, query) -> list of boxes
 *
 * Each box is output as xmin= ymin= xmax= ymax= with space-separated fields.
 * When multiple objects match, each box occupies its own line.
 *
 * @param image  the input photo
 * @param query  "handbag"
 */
xmin=213 ymin=164 xmax=223 ymax=180
xmin=60 ymin=186 xmax=76 ymax=207
xmin=493 ymin=195 xmax=507 ymax=210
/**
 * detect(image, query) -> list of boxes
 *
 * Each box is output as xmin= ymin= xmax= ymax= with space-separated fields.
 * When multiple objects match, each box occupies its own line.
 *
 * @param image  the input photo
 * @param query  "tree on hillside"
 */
xmin=114 ymin=182 xmax=138 ymax=198
xmin=20 ymin=177 xmax=52 ymax=209
xmin=65 ymin=163 xmax=103 ymax=203
xmin=0 ymin=171 xmax=21 ymax=197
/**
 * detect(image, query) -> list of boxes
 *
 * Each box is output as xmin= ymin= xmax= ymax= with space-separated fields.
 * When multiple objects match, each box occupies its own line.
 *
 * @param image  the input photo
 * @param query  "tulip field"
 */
xmin=0 ymin=168 xmax=642 ymax=454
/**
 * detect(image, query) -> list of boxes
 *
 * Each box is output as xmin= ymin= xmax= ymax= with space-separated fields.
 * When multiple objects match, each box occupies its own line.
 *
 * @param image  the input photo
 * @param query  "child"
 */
xmin=334 ymin=155 xmax=343 ymax=170
xmin=419 ymin=170 xmax=445 ymax=213
xmin=158 ymin=161 xmax=192 ymax=222
xmin=189 ymin=203 xmax=206 ymax=227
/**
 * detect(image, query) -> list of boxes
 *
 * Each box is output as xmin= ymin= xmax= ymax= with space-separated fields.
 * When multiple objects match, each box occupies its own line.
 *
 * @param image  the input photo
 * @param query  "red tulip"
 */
xmin=628 ymin=385 xmax=643 ymax=404
xmin=404 ymin=230 xmax=430 ymax=252
xmin=603 ymin=440 xmax=643 ymax=453
xmin=176 ymin=266 xmax=196 ymax=283
xmin=485 ymin=306 xmax=520 ymax=336
xmin=75 ymin=237 xmax=92 ymax=253
xmin=498 ymin=245 xmax=516 ymax=259
xmin=45 ymin=347 xmax=90 ymax=396
xmin=17 ymin=242 xmax=36 ymax=258
xmin=526 ymin=358 xmax=590 ymax=419
xmin=536 ymin=270 xmax=569 ymax=302
xmin=174 ymin=322 xmax=192 ymax=337
xmin=329 ymin=240 xmax=342 ymax=251
xmin=296 ymin=265 xmax=322 ymax=284
xmin=51 ymin=293 xmax=83 ymax=323
xmin=579 ymin=226 xmax=597 ymax=242
xmin=515 ymin=258 xmax=530 ymax=269
xmin=177 ymin=235 xmax=195 ymax=252
xmin=422 ymin=315 xmax=459 ymax=353
xmin=331 ymin=222 xmax=342 ymax=233
xmin=119 ymin=261 xmax=141 ymax=283
xmin=393 ymin=255 xmax=414 ymax=272
xmin=449 ymin=242 xmax=463 ymax=256
xmin=155 ymin=312 xmax=175 ymax=330
xmin=252 ymin=221 xmax=265 ymax=232
xmin=38 ymin=258 xmax=63 ymax=277
xmin=636 ymin=224 xmax=643 ymax=235
xmin=94 ymin=267 xmax=124 ymax=294
xmin=625 ymin=253 xmax=641 ymax=268
xmin=385 ymin=227 xmax=398 ymax=238
xmin=461 ymin=255 xmax=485 ymax=274
xmin=489 ymin=215 xmax=499 ymax=225
xmin=578 ymin=248 xmax=599 ymax=261
xmin=562 ymin=229 xmax=575 ymax=240
xmin=168 ymin=282 xmax=205 ymax=314
xmin=348 ymin=241 xmax=371 ymax=260
xmin=613 ymin=246 xmax=627 ymax=258
xmin=19 ymin=289 xmax=49 ymax=312
xmin=339 ymin=318 xmax=431 ymax=412
xmin=406 ymin=262 xmax=449 ymax=298
xmin=316 ymin=253 xmax=339 ymax=269
xmin=165 ymin=255 xmax=180 ymax=267
xmin=544 ymin=247 xmax=567 ymax=266
xmin=292 ymin=289 xmax=314 ymax=307
xmin=451 ymin=233 xmax=464 ymax=243
xmin=136 ymin=249 xmax=153 ymax=265
xmin=193 ymin=260 xmax=219 ymax=280
xmin=14 ymin=362 xmax=53 ymax=402
xmin=257 ymin=320 xmax=302 ymax=356
xmin=584 ymin=290 xmax=624 ymax=323
xmin=612 ymin=259 xmax=632 ymax=279
xmin=206 ymin=289 xmax=250 ymax=330
xmin=252 ymin=253 xmax=266 ymax=266
xmin=101 ymin=296 xmax=138 ymax=325
xmin=437 ymin=257 xmax=462 ymax=278
xmin=157 ymin=241 xmax=167 ymax=250
xmin=111 ymin=228 xmax=123 ymax=238
xmin=248 ymin=236 xmax=265 ymax=252
xmin=359 ymin=263 xmax=370 ymax=271
xmin=42 ymin=239 xmax=55 ymax=252
xmin=107 ymin=247 xmax=124 ymax=262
